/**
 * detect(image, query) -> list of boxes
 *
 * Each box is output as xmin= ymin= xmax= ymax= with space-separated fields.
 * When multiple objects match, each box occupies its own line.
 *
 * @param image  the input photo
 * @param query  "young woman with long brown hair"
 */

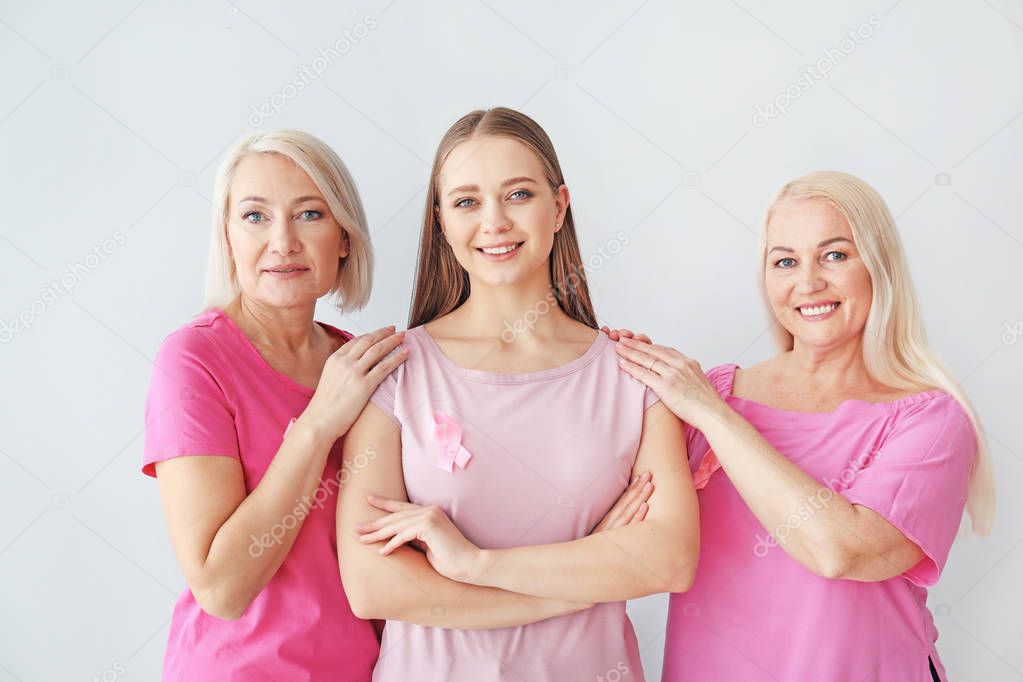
xmin=336 ymin=107 xmax=699 ymax=681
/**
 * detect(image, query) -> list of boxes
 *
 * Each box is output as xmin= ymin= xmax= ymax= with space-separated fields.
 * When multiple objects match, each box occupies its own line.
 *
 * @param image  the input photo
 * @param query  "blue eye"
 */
xmin=298 ymin=210 xmax=322 ymax=220
xmin=509 ymin=189 xmax=532 ymax=200
xmin=824 ymin=251 xmax=847 ymax=262
xmin=243 ymin=211 xmax=267 ymax=223
xmin=775 ymin=257 xmax=796 ymax=268
xmin=455 ymin=198 xmax=476 ymax=208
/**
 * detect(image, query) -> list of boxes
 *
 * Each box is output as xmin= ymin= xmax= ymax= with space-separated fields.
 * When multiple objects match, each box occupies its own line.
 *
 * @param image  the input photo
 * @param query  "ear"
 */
xmin=554 ymin=184 xmax=570 ymax=233
xmin=339 ymin=229 xmax=350 ymax=259
xmin=434 ymin=204 xmax=447 ymax=241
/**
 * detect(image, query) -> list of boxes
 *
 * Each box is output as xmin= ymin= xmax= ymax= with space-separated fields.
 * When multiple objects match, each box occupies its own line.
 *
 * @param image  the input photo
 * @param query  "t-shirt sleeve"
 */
xmin=840 ymin=395 xmax=976 ymax=587
xmin=685 ymin=364 xmax=735 ymax=464
xmin=643 ymin=385 xmax=660 ymax=411
xmin=142 ymin=328 xmax=240 ymax=478
xmin=368 ymin=367 xmax=401 ymax=426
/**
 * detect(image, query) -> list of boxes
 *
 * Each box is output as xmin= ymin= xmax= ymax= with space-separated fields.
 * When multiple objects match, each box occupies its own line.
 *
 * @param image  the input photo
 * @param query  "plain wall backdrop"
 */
xmin=1 ymin=1 xmax=1021 ymax=679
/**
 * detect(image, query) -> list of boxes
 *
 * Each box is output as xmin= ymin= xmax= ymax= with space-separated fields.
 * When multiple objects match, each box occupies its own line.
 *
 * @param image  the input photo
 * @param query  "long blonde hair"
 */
xmin=408 ymin=107 xmax=596 ymax=329
xmin=203 ymin=129 xmax=373 ymax=312
xmin=758 ymin=170 xmax=994 ymax=535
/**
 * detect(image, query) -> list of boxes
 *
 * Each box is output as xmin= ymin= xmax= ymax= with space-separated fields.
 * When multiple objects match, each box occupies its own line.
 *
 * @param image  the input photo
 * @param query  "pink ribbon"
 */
xmin=692 ymin=448 xmax=722 ymax=490
xmin=432 ymin=412 xmax=473 ymax=473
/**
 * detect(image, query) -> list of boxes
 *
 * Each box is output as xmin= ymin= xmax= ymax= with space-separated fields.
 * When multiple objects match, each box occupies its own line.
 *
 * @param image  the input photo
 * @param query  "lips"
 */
xmin=263 ymin=265 xmax=309 ymax=273
xmin=476 ymin=241 xmax=524 ymax=255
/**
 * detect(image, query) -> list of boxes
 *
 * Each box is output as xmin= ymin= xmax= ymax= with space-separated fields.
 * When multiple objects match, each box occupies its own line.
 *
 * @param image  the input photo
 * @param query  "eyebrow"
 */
xmin=767 ymin=237 xmax=853 ymax=254
xmin=445 ymin=176 xmax=538 ymax=197
xmin=236 ymin=195 xmax=325 ymax=205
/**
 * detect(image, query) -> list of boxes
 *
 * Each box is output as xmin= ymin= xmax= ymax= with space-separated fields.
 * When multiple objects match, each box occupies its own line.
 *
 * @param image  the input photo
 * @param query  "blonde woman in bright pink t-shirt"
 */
xmin=336 ymin=108 xmax=700 ymax=682
xmin=141 ymin=130 xmax=411 ymax=681
xmin=613 ymin=171 xmax=995 ymax=681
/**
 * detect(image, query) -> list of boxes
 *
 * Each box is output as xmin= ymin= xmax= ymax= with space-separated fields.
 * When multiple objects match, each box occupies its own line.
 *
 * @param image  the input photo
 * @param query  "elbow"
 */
xmin=345 ymin=588 xmax=379 ymax=621
xmin=665 ymin=562 xmax=697 ymax=594
xmin=655 ymin=529 xmax=698 ymax=594
xmin=192 ymin=585 xmax=250 ymax=621
xmin=339 ymin=562 xmax=386 ymax=621
xmin=663 ymin=545 xmax=698 ymax=594
xmin=807 ymin=545 xmax=855 ymax=580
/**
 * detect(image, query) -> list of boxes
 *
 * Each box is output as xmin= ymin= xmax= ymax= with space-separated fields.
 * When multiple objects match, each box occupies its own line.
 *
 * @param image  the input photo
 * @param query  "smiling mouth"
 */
xmin=796 ymin=302 xmax=840 ymax=317
xmin=477 ymin=242 xmax=524 ymax=255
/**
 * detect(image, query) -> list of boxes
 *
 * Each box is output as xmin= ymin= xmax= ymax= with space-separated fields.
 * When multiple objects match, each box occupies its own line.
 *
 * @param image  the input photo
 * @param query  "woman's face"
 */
xmin=435 ymin=135 xmax=568 ymax=289
xmin=226 ymin=153 xmax=348 ymax=309
xmin=764 ymin=197 xmax=873 ymax=352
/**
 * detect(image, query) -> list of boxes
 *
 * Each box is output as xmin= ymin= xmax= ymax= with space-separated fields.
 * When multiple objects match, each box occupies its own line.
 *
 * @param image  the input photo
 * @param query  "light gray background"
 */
xmin=1 ymin=1 xmax=1021 ymax=680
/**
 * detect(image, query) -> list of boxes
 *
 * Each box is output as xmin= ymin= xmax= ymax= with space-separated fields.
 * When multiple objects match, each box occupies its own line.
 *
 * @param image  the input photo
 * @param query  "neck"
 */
xmin=785 ymin=335 xmax=868 ymax=387
xmin=450 ymin=269 xmax=576 ymax=342
xmin=226 ymin=295 xmax=319 ymax=354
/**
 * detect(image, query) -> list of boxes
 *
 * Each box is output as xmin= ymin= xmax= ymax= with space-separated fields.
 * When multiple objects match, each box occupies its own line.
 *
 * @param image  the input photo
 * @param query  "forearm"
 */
xmin=192 ymin=418 xmax=335 ymax=616
xmin=469 ymin=519 xmax=696 ymax=602
xmin=698 ymin=406 xmax=864 ymax=575
xmin=340 ymin=542 xmax=590 ymax=629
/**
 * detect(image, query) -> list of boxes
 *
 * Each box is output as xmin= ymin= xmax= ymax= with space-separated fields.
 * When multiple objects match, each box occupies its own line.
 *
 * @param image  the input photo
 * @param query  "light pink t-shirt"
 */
xmin=663 ymin=363 xmax=976 ymax=682
xmin=142 ymin=307 xmax=380 ymax=682
xmin=367 ymin=325 xmax=660 ymax=682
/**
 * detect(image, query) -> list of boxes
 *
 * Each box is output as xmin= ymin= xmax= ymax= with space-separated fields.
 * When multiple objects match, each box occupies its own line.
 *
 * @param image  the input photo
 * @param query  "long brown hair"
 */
xmin=408 ymin=107 xmax=597 ymax=329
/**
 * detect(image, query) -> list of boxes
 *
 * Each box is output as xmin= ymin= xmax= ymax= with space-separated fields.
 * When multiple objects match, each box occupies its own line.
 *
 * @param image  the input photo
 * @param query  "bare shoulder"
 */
xmin=732 ymin=357 xmax=782 ymax=396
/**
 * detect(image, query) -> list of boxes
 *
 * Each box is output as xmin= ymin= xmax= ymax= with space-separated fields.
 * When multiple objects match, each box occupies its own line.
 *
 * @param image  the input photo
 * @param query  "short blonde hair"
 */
xmin=759 ymin=170 xmax=995 ymax=535
xmin=203 ymin=129 xmax=373 ymax=312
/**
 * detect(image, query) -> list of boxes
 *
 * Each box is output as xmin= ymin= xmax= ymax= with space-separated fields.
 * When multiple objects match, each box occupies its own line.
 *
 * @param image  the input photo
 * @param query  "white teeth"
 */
xmin=799 ymin=303 xmax=838 ymax=316
xmin=481 ymin=243 xmax=520 ymax=255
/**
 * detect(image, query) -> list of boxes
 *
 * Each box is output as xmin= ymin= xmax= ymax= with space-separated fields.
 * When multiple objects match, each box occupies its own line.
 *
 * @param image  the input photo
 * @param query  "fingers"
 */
xmin=595 ymin=471 xmax=653 ymax=532
xmin=340 ymin=325 xmax=399 ymax=359
xmin=356 ymin=331 xmax=407 ymax=372
xmin=614 ymin=340 xmax=661 ymax=370
xmin=367 ymin=343 xmax=410 ymax=382
xmin=635 ymin=334 xmax=652 ymax=344
xmin=630 ymin=502 xmax=649 ymax=524
xmin=616 ymin=336 xmax=680 ymax=365
xmin=365 ymin=494 xmax=413 ymax=513
xmin=618 ymin=473 xmax=653 ymax=522
xmin=380 ymin=527 xmax=420 ymax=555
xmin=616 ymin=354 xmax=665 ymax=391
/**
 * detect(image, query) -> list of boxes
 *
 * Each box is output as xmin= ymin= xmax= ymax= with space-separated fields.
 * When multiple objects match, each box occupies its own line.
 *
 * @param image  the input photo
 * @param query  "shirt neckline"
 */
xmin=415 ymin=324 xmax=607 ymax=384
xmin=722 ymin=363 xmax=947 ymax=417
xmin=209 ymin=306 xmax=350 ymax=397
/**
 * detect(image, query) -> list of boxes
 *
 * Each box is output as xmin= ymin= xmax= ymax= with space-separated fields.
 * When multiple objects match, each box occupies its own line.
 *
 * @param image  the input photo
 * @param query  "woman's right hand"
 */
xmin=303 ymin=325 xmax=409 ymax=441
xmin=590 ymin=471 xmax=654 ymax=534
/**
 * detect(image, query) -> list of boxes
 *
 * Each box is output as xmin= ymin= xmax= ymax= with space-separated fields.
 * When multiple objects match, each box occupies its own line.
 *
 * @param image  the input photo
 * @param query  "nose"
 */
xmin=268 ymin=217 xmax=301 ymax=256
xmin=480 ymin=202 xmax=511 ymax=234
xmin=794 ymin=261 xmax=826 ymax=295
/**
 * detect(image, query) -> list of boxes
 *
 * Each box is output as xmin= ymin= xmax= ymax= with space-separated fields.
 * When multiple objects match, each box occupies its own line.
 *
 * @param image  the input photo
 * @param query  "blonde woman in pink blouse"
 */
xmin=612 ymin=171 xmax=995 ymax=681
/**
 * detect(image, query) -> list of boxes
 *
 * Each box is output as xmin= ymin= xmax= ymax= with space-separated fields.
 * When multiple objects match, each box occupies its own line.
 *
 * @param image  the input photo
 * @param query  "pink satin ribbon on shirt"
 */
xmin=432 ymin=412 xmax=473 ymax=473
xmin=692 ymin=449 xmax=722 ymax=490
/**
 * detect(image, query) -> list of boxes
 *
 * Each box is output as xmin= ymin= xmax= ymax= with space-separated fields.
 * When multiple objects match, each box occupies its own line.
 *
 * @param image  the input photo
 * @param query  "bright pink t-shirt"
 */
xmin=367 ymin=325 xmax=660 ymax=682
xmin=663 ymin=363 xmax=976 ymax=682
xmin=142 ymin=307 xmax=380 ymax=681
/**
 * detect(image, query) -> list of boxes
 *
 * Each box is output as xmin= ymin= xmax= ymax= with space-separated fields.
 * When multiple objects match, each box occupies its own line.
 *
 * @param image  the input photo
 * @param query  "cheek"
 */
xmin=838 ymin=265 xmax=873 ymax=307
xmin=440 ymin=214 xmax=476 ymax=248
xmin=308 ymin=229 xmax=344 ymax=270
xmin=764 ymin=275 xmax=791 ymax=310
xmin=226 ymin=225 xmax=260 ymax=265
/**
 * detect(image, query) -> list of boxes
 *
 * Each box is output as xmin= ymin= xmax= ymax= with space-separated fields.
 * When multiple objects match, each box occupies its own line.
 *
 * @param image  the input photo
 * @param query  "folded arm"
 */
xmin=337 ymin=404 xmax=593 ymax=629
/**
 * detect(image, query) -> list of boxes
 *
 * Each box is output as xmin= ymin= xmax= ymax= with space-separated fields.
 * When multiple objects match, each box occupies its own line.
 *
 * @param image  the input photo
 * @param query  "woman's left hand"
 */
xmin=614 ymin=337 xmax=727 ymax=428
xmin=356 ymin=496 xmax=482 ymax=583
